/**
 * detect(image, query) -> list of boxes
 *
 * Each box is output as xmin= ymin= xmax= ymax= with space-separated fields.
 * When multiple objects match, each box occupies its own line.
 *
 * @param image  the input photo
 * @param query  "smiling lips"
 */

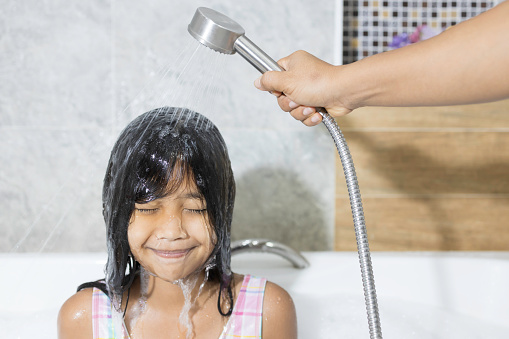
xmin=150 ymin=248 xmax=193 ymax=259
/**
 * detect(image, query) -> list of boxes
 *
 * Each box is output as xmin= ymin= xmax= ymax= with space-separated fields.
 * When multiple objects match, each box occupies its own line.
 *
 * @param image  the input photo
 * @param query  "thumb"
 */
xmin=254 ymin=71 xmax=288 ymax=93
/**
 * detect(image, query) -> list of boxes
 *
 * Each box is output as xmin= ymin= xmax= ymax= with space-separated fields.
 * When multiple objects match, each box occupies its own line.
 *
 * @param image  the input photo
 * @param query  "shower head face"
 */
xmin=188 ymin=7 xmax=245 ymax=55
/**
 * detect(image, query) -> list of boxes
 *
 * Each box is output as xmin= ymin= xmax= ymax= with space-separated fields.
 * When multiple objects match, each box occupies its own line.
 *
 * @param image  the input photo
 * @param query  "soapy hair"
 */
xmin=97 ymin=106 xmax=235 ymax=315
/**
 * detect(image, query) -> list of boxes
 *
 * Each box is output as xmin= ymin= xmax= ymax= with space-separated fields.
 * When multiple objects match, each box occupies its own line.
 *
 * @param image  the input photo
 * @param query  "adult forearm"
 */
xmin=344 ymin=1 xmax=509 ymax=109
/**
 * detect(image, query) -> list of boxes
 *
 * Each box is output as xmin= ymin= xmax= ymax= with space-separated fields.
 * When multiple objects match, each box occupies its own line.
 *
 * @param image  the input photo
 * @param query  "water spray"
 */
xmin=188 ymin=7 xmax=382 ymax=339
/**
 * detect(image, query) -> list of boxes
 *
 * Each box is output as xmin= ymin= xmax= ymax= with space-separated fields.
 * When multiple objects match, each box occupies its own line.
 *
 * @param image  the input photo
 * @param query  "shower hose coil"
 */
xmin=319 ymin=110 xmax=383 ymax=339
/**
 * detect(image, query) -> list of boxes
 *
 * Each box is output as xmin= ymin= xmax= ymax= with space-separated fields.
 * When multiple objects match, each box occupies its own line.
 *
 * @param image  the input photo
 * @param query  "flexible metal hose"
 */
xmin=319 ymin=109 xmax=383 ymax=339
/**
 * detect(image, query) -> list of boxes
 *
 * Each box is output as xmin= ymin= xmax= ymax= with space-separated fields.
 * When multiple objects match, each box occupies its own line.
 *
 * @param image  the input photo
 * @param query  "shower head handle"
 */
xmin=233 ymin=36 xmax=328 ymax=116
xmin=234 ymin=35 xmax=283 ymax=74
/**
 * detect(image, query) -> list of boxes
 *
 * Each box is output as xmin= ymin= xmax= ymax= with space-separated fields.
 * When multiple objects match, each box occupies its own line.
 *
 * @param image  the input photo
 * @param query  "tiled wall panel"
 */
xmin=343 ymin=0 xmax=500 ymax=63
xmin=1 ymin=0 xmax=335 ymax=252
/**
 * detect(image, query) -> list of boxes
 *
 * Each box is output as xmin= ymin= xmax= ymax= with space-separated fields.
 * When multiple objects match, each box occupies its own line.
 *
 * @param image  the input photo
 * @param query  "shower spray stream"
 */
xmin=188 ymin=7 xmax=383 ymax=339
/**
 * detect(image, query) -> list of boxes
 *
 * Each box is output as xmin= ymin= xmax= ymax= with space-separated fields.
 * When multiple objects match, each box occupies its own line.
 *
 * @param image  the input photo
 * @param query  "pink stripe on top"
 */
xmin=219 ymin=275 xmax=267 ymax=338
xmin=91 ymin=288 xmax=129 ymax=339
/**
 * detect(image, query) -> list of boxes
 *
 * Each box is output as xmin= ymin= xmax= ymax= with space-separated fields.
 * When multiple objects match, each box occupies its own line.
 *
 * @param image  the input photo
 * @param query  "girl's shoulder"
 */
xmin=262 ymin=280 xmax=298 ymax=339
xmin=57 ymin=288 xmax=94 ymax=339
xmin=263 ymin=280 xmax=295 ymax=315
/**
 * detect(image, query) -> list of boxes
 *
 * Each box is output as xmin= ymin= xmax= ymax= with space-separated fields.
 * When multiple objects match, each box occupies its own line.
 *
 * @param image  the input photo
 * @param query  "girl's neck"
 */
xmin=135 ymin=268 xmax=213 ymax=310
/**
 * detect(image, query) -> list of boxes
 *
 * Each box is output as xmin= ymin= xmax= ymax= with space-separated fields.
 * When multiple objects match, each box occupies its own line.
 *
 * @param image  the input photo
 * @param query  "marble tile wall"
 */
xmin=1 ymin=0 xmax=337 ymax=252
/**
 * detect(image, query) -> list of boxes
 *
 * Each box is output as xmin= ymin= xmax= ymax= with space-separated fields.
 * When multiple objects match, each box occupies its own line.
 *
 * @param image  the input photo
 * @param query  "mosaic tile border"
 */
xmin=343 ymin=0 xmax=501 ymax=64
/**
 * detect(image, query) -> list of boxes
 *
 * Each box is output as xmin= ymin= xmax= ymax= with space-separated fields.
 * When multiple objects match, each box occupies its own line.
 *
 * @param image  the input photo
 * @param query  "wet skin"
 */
xmin=128 ymin=178 xmax=216 ymax=284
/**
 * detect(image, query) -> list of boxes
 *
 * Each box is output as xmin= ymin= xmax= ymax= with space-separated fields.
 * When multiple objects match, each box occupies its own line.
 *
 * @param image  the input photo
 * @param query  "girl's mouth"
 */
xmin=150 ymin=248 xmax=193 ymax=259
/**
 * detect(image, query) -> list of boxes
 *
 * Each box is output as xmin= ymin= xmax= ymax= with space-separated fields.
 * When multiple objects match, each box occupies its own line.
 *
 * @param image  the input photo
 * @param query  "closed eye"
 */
xmin=135 ymin=208 xmax=159 ymax=214
xmin=186 ymin=208 xmax=207 ymax=214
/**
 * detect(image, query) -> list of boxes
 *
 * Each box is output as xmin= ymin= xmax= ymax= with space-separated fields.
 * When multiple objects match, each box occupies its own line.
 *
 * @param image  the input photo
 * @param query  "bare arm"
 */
xmin=262 ymin=282 xmax=298 ymax=339
xmin=255 ymin=1 xmax=509 ymax=125
xmin=57 ymin=289 xmax=93 ymax=339
xmin=350 ymin=0 xmax=509 ymax=108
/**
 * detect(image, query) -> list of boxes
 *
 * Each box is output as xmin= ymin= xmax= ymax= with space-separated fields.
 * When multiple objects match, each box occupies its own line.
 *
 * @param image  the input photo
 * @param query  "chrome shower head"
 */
xmin=188 ymin=7 xmax=244 ymax=55
xmin=188 ymin=7 xmax=283 ymax=73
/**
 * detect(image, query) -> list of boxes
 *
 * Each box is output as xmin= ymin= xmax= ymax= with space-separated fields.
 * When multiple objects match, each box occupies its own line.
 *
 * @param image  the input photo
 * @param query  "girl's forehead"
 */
xmin=142 ymin=183 xmax=202 ymax=206
xmin=164 ymin=173 xmax=202 ymax=199
xmin=174 ymin=185 xmax=203 ymax=200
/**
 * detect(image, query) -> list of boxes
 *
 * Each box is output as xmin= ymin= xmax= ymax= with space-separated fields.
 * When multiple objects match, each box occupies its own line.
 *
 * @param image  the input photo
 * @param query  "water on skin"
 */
xmin=116 ymin=143 xmax=229 ymax=336
xmin=126 ymin=266 xmax=210 ymax=338
xmin=176 ymin=265 xmax=213 ymax=339
xmin=173 ymin=210 xmax=219 ymax=338
xmin=129 ymin=267 xmax=149 ymax=332
xmin=194 ymin=263 xmax=213 ymax=304
xmin=176 ymin=275 xmax=199 ymax=338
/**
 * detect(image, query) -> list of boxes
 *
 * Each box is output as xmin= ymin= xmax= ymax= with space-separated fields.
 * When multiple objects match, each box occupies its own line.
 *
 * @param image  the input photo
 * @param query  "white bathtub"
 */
xmin=2 ymin=252 xmax=508 ymax=338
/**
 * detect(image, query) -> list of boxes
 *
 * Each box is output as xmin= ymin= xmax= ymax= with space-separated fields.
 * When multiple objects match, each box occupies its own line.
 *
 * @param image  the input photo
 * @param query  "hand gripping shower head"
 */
xmin=188 ymin=7 xmax=283 ymax=74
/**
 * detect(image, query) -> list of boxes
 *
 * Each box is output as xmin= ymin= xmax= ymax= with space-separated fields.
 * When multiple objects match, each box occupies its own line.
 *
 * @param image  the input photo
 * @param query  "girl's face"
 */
xmin=128 ymin=176 xmax=216 ymax=283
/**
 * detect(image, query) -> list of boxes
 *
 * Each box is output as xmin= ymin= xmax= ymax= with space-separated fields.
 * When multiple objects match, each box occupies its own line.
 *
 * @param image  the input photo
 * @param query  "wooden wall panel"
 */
xmin=338 ymin=100 xmax=509 ymax=129
xmin=335 ymin=197 xmax=509 ymax=251
xmin=334 ymin=101 xmax=509 ymax=251
xmin=336 ymin=132 xmax=509 ymax=195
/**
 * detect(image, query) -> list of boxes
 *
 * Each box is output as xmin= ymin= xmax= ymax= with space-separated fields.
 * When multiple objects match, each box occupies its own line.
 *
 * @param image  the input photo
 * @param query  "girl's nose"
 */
xmin=155 ymin=214 xmax=188 ymax=241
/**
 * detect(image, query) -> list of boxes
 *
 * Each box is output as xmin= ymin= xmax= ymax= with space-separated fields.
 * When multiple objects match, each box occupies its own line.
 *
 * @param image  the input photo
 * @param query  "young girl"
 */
xmin=57 ymin=107 xmax=297 ymax=338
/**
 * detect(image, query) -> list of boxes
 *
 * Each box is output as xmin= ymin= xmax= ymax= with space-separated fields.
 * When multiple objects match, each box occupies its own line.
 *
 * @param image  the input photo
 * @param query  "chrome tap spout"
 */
xmin=231 ymin=239 xmax=310 ymax=269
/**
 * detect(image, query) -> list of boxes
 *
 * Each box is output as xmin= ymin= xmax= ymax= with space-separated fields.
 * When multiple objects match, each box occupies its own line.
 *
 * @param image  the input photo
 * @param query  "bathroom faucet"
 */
xmin=231 ymin=239 xmax=310 ymax=269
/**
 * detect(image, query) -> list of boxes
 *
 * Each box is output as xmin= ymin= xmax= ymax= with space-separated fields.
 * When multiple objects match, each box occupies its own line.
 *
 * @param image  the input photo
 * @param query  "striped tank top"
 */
xmin=91 ymin=274 xmax=267 ymax=338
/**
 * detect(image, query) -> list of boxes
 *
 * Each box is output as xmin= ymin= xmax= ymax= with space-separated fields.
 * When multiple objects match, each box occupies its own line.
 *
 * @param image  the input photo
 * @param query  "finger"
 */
xmin=289 ymin=106 xmax=316 ymax=121
xmin=276 ymin=55 xmax=290 ymax=71
xmin=276 ymin=94 xmax=297 ymax=112
xmin=254 ymin=71 xmax=287 ymax=93
xmin=301 ymin=112 xmax=323 ymax=127
xmin=326 ymin=106 xmax=353 ymax=117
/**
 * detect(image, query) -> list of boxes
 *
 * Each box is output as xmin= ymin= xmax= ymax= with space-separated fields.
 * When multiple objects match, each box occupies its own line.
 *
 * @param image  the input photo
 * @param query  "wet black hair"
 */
xmin=80 ymin=107 xmax=235 ymax=316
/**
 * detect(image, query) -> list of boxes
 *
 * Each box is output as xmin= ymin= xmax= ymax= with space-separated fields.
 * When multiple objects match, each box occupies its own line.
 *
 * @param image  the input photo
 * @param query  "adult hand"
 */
xmin=254 ymin=50 xmax=353 ymax=126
